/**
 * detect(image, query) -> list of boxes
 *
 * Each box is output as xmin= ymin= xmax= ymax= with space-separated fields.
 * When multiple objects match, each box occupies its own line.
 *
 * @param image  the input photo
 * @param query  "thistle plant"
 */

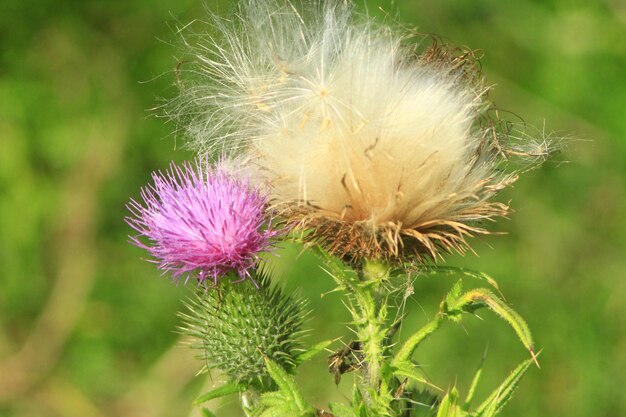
xmin=127 ymin=1 xmax=553 ymax=416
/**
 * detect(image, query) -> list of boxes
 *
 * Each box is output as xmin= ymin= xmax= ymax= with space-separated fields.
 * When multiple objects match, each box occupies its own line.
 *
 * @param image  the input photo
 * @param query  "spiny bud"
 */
xmin=179 ymin=268 xmax=309 ymax=389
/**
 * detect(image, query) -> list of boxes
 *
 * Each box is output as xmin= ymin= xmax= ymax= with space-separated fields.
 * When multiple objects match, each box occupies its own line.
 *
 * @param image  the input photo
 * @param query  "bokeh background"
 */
xmin=1 ymin=0 xmax=624 ymax=416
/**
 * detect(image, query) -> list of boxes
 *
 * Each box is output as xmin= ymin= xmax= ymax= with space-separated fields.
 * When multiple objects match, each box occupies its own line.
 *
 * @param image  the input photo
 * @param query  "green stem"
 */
xmin=360 ymin=287 xmax=383 ymax=391
xmin=392 ymin=313 xmax=444 ymax=366
xmin=354 ymin=260 xmax=392 ymax=414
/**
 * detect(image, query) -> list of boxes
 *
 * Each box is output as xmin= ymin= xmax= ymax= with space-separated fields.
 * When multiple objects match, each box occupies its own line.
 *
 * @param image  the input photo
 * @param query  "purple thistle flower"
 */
xmin=126 ymin=158 xmax=277 ymax=284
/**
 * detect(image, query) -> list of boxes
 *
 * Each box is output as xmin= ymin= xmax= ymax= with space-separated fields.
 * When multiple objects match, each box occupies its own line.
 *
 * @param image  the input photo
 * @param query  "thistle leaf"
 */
xmin=448 ymin=288 xmax=535 ymax=356
xmin=193 ymin=382 xmax=243 ymax=405
xmin=258 ymin=391 xmax=284 ymax=407
xmin=392 ymin=360 xmax=441 ymax=391
xmin=296 ymin=339 xmax=334 ymax=364
xmin=462 ymin=349 xmax=487 ymax=411
xmin=264 ymin=358 xmax=301 ymax=401
xmin=314 ymin=247 xmax=354 ymax=283
xmin=447 ymin=279 xmax=463 ymax=302
xmin=351 ymin=384 xmax=371 ymax=417
xmin=411 ymin=390 xmax=440 ymax=417
xmin=421 ymin=265 xmax=502 ymax=294
xmin=258 ymin=404 xmax=299 ymax=417
xmin=472 ymin=357 xmax=534 ymax=417
xmin=200 ymin=408 xmax=217 ymax=417
xmin=330 ymin=402 xmax=358 ymax=417
xmin=437 ymin=388 xmax=463 ymax=417
xmin=260 ymin=357 xmax=315 ymax=416
xmin=444 ymin=280 xmax=464 ymax=322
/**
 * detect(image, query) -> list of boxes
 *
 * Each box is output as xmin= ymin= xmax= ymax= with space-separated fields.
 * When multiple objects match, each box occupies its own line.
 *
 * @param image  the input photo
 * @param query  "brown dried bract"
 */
xmin=280 ymin=190 xmax=511 ymax=265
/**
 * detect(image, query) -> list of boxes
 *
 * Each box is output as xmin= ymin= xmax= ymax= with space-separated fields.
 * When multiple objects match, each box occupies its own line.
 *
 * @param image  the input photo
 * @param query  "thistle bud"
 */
xmin=179 ymin=269 xmax=309 ymax=389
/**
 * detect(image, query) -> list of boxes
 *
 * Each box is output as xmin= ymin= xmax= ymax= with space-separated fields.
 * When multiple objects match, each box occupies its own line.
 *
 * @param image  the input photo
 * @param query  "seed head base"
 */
xmin=280 ymin=182 xmax=512 ymax=264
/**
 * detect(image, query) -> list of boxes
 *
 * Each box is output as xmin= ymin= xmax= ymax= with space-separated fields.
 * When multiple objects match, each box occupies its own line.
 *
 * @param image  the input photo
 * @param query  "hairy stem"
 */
xmin=354 ymin=260 xmax=393 ymax=414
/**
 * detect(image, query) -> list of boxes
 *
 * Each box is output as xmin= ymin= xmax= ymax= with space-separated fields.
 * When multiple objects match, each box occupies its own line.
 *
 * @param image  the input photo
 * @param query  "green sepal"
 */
xmin=471 ymin=357 xmax=535 ymax=417
xmin=193 ymin=382 xmax=244 ymax=405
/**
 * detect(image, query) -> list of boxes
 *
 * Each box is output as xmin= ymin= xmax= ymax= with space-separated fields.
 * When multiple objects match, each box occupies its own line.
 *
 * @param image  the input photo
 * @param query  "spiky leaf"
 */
xmin=330 ymin=402 xmax=358 ymax=417
xmin=295 ymin=339 xmax=334 ymax=364
xmin=447 ymin=288 xmax=534 ymax=355
xmin=392 ymin=360 xmax=440 ymax=391
xmin=200 ymin=408 xmax=217 ymax=417
xmin=194 ymin=382 xmax=243 ymax=405
xmin=411 ymin=389 xmax=440 ymax=417
xmin=437 ymin=388 xmax=463 ymax=417
xmin=444 ymin=280 xmax=464 ymax=322
xmin=472 ymin=357 xmax=534 ymax=417
xmin=462 ymin=350 xmax=487 ymax=411
xmin=421 ymin=265 xmax=502 ymax=293
xmin=255 ymin=358 xmax=316 ymax=417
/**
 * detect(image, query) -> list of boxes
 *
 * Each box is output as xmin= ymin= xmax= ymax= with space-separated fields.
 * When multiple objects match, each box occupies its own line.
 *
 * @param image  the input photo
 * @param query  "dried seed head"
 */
xmin=172 ymin=1 xmax=550 ymax=263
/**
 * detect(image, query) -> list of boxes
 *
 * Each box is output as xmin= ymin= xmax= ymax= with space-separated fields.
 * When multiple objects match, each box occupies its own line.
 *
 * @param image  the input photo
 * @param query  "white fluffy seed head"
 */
xmin=172 ymin=0 xmax=550 ymax=262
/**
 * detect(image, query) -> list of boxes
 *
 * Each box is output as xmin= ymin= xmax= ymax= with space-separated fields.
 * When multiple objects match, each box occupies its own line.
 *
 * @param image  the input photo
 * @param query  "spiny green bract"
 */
xmin=179 ymin=269 xmax=309 ymax=389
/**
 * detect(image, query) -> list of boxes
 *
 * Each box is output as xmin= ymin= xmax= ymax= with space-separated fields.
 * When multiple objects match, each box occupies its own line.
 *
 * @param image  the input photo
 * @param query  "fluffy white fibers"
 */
xmin=172 ymin=0 xmax=549 ymax=261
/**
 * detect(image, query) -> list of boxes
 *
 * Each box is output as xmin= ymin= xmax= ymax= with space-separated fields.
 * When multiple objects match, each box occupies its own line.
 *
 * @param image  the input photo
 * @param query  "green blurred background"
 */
xmin=1 ymin=0 xmax=624 ymax=416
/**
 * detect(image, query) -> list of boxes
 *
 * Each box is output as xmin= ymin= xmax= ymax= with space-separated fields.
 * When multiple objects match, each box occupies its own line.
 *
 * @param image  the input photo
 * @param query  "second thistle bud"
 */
xmin=180 ymin=269 xmax=309 ymax=389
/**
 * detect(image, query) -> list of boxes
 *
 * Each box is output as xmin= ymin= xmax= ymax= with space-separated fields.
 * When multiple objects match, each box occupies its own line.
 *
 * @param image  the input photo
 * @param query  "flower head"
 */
xmin=126 ymin=158 xmax=276 ymax=283
xmin=172 ymin=1 xmax=550 ymax=263
xmin=179 ymin=268 xmax=309 ymax=388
